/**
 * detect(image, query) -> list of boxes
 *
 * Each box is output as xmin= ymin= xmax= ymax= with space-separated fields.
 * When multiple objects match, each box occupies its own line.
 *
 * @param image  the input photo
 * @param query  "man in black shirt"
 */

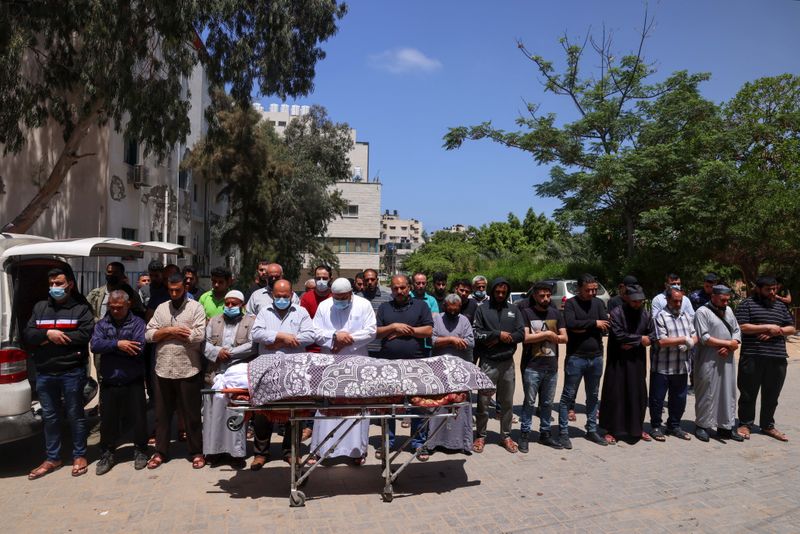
xmin=557 ymin=273 xmax=609 ymax=449
xmin=735 ymin=276 xmax=796 ymax=441
xmin=607 ymin=275 xmax=638 ymax=312
xmin=376 ymin=275 xmax=434 ymax=456
xmin=519 ymin=282 xmax=567 ymax=452
xmin=452 ymin=278 xmax=478 ymax=325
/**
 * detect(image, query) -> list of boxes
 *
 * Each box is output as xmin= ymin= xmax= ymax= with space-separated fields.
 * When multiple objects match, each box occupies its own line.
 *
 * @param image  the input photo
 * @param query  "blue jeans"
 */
xmin=36 ymin=367 xmax=88 ymax=461
xmin=649 ymin=372 xmax=688 ymax=430
xmin=520 ymin=367 xmax=558 ymax=434
xmin=387 ymin=410 xmax=428 ymax=450
xmin=558 ymin=355 xmax=603 ymax=435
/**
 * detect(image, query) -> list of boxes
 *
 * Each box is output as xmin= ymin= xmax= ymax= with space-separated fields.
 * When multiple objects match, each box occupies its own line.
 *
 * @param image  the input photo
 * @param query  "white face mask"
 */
xmin=316 ymin=279 xmax=329 ymax=292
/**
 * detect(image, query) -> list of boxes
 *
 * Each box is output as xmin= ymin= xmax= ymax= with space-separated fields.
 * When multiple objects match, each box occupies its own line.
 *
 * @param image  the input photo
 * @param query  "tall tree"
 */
xmin=184 ymin=93 xmax=350 ymax=280
xmin=0 ymin=0 xmax=347 ymax=232
xmin=442 ymin=13 xmax=710 ymax=267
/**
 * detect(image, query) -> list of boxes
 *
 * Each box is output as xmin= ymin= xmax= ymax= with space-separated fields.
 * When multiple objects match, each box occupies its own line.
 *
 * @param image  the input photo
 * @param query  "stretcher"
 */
xmin=202 ymin=388 xmax=469 ymax=507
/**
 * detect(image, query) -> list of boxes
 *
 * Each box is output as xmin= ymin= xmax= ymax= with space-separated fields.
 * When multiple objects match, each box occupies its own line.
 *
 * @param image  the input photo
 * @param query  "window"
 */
xmin=178 ymin=168 xmax=189 ymax=190
xmin=401 ymin=226 xmax=407 ymax=231
xmin=124 ymin=137 xmax=138 ymax=166
xmin=178 ymin=235 xmax=186 ymax=246
xmin=121 ymin=227 xmax=137 ymax=241
xmin=193 ymin=183 xmax=198 ymax=202
xmin=343 ymin=205 xmax=359 ymax=218
xmin=278 ymin=121 xmax=286 ymax=127
xmin=150 ymin=230 xmax=164 ymax=241
xmin=389 ymin=225 xmax=396 ymax=230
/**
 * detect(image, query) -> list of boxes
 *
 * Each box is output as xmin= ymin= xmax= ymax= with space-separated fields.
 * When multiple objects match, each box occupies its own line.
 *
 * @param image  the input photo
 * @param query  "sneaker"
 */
xmin=695 ymin=427 xmax=710 ymax=442
xmin=585 ymin=432 xmax=608 ymax=446
xmin=95 ymin=451 xmax=115 ymax=476
xmin=559 ymin=434 xmax=573 ymax=450
xmin=539 ymin=433 xmax=563 ymax=449
xmin=133 ymin=449 xmax=149 ymax=470
xmin=518 ymin=432 xmax=529 ymax=454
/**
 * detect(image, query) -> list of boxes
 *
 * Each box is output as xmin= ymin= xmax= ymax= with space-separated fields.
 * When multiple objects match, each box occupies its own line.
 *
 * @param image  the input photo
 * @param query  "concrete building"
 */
xmin=254 ymin=103 xmax=381 ymax=280
xmin=380 ymin=210 xmax=424 ymax=275
xmin=0 ymin=43 xmax=226 ymax=286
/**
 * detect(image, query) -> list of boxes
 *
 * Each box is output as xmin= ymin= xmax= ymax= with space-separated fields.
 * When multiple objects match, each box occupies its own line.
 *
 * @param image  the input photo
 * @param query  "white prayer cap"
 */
xmin=225 ymin=290 xmax=245 ymax=302
xmin=330 ymin=278 xmax=353 ymax=295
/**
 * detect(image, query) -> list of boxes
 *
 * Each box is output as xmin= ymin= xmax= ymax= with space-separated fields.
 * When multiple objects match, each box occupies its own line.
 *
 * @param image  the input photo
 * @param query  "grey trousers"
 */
xmin=476 ymin=358 xmax=515 ymax=438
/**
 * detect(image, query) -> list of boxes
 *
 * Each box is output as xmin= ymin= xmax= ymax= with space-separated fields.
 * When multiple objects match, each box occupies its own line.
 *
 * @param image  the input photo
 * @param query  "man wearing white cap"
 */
xmin=310 ymin=278 xmax=376 ymax=465
xmin=249 ymin=279 xmax=317 ymax=468
xmin=202 ymin=290 xmax=257 ymax=467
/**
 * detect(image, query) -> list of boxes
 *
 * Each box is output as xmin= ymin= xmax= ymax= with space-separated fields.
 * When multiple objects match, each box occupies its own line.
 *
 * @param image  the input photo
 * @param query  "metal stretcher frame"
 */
xmin=202 ymin=389 xmax=468 ymax=507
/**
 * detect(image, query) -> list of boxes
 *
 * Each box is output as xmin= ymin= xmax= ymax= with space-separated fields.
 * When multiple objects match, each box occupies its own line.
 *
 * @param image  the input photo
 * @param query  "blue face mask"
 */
xmin=473 ymin=290 xmax=486 ymax=299
xmin=223 ymin=306 xmax=241 ymax=318
xmin=316 ymin=279 xmax=329 ymax=292
xmin=333 ymin=299 xmax=351 ymax=310
xmin=49 ymin=287 xmax=66 ymax=300
xmin=274 ymin=297 xmax=291 ymax=310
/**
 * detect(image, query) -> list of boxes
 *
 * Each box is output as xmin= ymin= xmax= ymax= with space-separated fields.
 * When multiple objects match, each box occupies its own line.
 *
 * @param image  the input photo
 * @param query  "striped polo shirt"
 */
xmin=735 ymin=297 xmax=794 ymax=358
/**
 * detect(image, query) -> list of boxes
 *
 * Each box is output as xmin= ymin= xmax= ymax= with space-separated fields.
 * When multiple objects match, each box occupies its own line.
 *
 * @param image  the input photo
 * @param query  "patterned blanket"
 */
xmin=247 ymin=353 xmax=496 ymax=405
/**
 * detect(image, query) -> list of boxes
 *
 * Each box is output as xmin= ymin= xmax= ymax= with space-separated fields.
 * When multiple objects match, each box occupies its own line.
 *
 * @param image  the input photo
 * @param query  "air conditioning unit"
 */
xmin=128 ymin=164 xmax=151 ymax=189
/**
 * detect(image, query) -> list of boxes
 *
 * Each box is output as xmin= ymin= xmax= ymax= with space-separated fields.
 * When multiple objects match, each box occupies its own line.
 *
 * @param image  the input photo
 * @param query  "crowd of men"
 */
xmin=24 ymin=260 xmax=796 ymax=480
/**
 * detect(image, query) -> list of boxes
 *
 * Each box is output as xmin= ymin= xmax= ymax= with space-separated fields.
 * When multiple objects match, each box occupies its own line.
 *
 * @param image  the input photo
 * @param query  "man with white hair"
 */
xmin=469 ymin=275 xmax=490 ymax=306
xmin=202 ymin=290 xmax=257 ymax=468
xmin=311 ymin=278 xmax=376 ymax=464
xmin=249 ymin=280 xmax=317 ymax=468
xmin=245 ymin=262 xmax=299 ymax=317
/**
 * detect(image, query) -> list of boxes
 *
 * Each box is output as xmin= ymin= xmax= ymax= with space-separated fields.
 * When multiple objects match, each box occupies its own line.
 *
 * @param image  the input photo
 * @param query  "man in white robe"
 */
xmin=311 ymin=278 xmax=377 ymax=465
xmin=693 ymin=285 xmax=744 ymax=442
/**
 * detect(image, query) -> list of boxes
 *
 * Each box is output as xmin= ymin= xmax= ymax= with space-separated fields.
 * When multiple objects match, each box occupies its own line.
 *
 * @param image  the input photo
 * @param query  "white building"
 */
xmin=0 ymin=41 xmax=226 ymax=286
xmin=255 ymin=103 xmax=381 ymax=280
xmin=380 ymin=210 xmax=424 ymax=275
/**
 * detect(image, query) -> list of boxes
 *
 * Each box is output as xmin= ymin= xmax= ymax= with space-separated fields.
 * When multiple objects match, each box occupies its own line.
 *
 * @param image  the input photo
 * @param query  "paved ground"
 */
xmin=3 ymin=341 xmax=800 ymax=533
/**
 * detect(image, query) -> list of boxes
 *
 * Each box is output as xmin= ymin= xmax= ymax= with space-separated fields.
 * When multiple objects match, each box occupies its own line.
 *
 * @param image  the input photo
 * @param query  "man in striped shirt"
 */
xmin=649 ymin=287 xmax=697 ymax=441
xmin=735 ymin=276 xmax=796 ymax=442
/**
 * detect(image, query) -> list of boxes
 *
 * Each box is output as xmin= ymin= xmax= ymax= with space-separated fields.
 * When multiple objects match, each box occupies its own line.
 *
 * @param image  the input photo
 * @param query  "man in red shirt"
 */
xmin=299 ymin=265 xmax=333 ymax=320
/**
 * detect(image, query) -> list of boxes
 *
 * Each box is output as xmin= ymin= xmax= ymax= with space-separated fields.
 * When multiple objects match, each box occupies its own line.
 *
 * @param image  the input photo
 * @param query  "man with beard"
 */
xmin=87 ymin=261 xmax=145 ymax=322
xmin=469 ymin=275 xmax=490 ymax=306
xmin=452 ymin=278 xmax=479 ymax=325
xmin=693 ymin=285 xmax=743 ymax=443
xmin=689 ymin=273 xmax=720 ymax=311
xmin=410 ymin=272 xmax=440 ymax=313
xmin=357 ymin=268 xmax=393 ymax=358
xmin=144 ymin=273 xmax=207 ymax=469
xmin=245 ymin=262 xmax=299 ymax=317
xmin=599 ymin=284 xmax=653 ymax=444
xmin=607 ymin=275 xmax=639 ymax=313
xmin=431 ymin=272 xmax=448 ymax=311
xmin=735 ymin=276 xmax=796 ymax=442
xmin=244 ymin=260 xmax=270 ymax=302
xmin=519 ymin=282 xmax=567 ymax=452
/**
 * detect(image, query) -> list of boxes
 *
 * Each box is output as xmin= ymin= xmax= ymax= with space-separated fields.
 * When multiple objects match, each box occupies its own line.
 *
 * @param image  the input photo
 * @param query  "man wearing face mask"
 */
xmin=198 ymin=266 xmax=234 ymax=319
xmin=202 ymin=290 xmax=256 ymax=468
xmin=25 ymin=268 xmax=95 ymax=480
xmin=469 ymin=275 xmax=490 ymax=306
xmin=431 ymin=272 xmax=448 ymax=311
xmin=311 ymin=278 xmax=376 ymax=464
xmin=144 ymin=273 xmax=207 ymax=469
xmin=250 ymin=280 xmax=317 ymax=467
xmin=87 ymin=261 xmax=145 ymax=322
xmin=245 ymin=262 xmax=299 ymax=317
xmin=300 ymin=265 xmax=333 ymax=319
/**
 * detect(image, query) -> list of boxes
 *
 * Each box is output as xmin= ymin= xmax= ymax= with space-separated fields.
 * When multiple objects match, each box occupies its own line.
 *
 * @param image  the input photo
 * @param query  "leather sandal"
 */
xmin=737 ymin=425 xmax=751 ymax=440
xmin=250 ymin=454 xmax=268 ymax=471
xmin=71 ymin=457 xmax=88 ymax=477
xmin=472 ymin=437 xmax=485 ymax=453
xmin=501 ymin=437 xmax=518 ymax=453
xmin=604 ymin=433 xmax=618 ymax=445
xmin=568 ymin=409 xmax=577 ymax=422
xmin=192 ymin=454 xmax=206 ymax=469
xmin=28 ymin=460 xmax=62 ymax=480
xmin=762 ymin=427 xmax=788 ymax=442
xmin=146 ymin=453 xmax=165 ymax=470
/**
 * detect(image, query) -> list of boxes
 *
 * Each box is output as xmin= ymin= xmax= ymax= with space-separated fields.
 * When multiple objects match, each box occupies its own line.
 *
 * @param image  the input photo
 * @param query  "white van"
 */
xmin=0 ymin=235 xmax=191 ymax=445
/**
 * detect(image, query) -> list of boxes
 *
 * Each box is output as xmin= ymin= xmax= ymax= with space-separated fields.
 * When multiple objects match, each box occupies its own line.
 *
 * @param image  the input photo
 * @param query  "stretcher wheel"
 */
xmin=381 ymin=486 xmax=394 ymax=503
xmin=289 ymin=490 xmax=306 ymax=507
xmin=227 ymin=414 xmax=245 ymax=432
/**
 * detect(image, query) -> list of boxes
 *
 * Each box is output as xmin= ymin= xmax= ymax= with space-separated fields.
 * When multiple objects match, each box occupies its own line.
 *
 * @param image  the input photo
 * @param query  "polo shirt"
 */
xmin=376 ymin=298 xmax=433 ymax=359
xmin=735 ymin=296 xmax=794 ymax=358
xmin=199 ymin=290 xmax=225 ymax=318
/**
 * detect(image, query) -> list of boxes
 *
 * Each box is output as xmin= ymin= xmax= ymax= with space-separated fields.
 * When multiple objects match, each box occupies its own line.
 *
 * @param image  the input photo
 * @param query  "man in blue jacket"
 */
xmin=90 ymin=290 xmax=148 ymax=474
xmin=25 ymin=268 xmax=94 ymax=480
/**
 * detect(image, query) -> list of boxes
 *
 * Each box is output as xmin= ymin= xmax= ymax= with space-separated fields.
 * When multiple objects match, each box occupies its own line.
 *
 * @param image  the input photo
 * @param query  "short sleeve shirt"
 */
xmin=376 ymin=298 xmax=433 ymax=359
xmin=735 ymin=297 xmax=794 ymax=358
xmin=521 ymin=306 xmax=565 ymax=371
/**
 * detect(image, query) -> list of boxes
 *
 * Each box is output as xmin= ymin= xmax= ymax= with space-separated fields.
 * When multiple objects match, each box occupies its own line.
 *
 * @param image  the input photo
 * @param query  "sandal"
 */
xmin=737 ymin=425 xmax=751 ymax=440
xmin=604 ymin=434 xmax=618 ymax=445
xmin=472 ymin=437 xmax=485 ymax=453
xmin=568 ymin=409 xmax=577 ymax=422
xmin=178 ymin=431 xmax=188 ymax=442
xmin=351 ymin=455 xmax=367 ymax=466
xmin=71 ymin=457 xmax=88 ymax=477
xmin=250 ymin=454 xmax=268 ymax=471
xmin=192 ymin=454 xmax=206 ymax=469
xmin=306 ymin=455 xmax=319 ymax=466
xmin=146 ymin=453 xmax=165 ymax=470
xmin=416 ymin=448 xmax=430 ymax=462
xmin=762 ymin=427 xmax=789 ymax=442
xmin=401 ymin=418 xmax=411 ymax=428
xmin=501 ymin=437 xmax=518 ymax=453
xmin=301 ymin=427 xmax=313 ymax=441
xmin=650 ymin=427 xmax=666 ymax=442
xmin=28 ymin=460 xmax=63 ymax=480
xmin=640 ymin=432 xmax=652 ymax=442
